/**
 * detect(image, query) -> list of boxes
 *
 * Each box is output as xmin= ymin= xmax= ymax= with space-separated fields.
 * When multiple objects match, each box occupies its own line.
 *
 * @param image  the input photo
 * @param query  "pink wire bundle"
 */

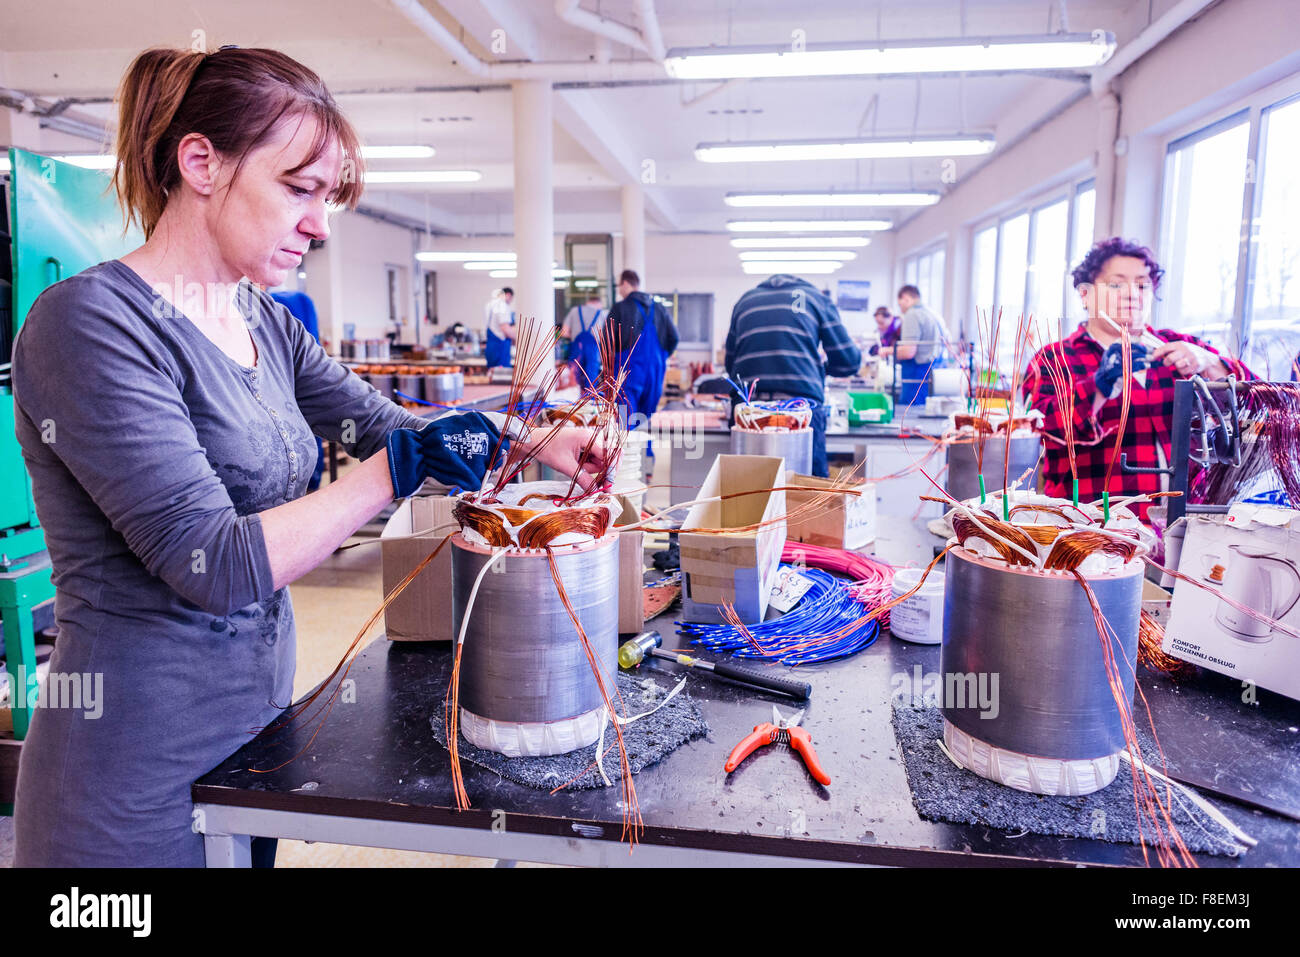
xmin=781 ymin=542 xmax=895 ymax=627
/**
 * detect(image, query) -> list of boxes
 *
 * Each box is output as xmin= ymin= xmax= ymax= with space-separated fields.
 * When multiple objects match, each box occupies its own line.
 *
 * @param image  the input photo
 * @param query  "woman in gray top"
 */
xmin=10 ymin=46 xmax=607 ymax=867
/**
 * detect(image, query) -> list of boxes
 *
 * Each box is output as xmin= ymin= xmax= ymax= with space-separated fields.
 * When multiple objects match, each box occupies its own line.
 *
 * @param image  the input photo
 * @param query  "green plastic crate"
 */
xmin=847 ymin=391 xmax=893 ymax=425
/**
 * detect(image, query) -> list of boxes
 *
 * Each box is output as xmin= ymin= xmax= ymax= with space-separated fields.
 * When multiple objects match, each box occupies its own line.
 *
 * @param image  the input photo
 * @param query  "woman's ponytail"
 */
xmin=112 ymin=48 xmax=206 ymax=239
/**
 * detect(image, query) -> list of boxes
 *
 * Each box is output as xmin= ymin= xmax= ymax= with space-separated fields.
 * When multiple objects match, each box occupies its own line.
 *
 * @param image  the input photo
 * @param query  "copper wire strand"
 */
xmin=1144 ymin=557 xmax=1300 ymax=642
xmin=545 ymin=547 xmax=642 ymax=847
xmin=248 ymin=532 xmax=456 ymax=773
xmin=1100 ymin=327 xmax=1134 ymax=511
xmin=1138 ymin=611 xmax=1195 ymax=678
xmin=1072 ymin=571 xmax=1195 ymax=867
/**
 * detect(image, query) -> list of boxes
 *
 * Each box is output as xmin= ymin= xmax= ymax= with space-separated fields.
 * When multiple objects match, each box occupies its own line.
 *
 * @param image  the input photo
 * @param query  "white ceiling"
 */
xmin=0 ymin=0 xmax=1182 ymax=235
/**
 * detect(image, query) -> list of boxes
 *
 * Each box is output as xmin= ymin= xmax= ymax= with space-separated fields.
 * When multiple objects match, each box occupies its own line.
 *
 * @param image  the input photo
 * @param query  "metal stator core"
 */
xmin=452 ymin=533 xmax=619 ymax=727
xmin=945 ymin=434 xmax=1042 ymax=503
xmin=940 ymin=546 xmax=1142 ymax=762
xmin=730 ymin=428 xmax=813 ymax=477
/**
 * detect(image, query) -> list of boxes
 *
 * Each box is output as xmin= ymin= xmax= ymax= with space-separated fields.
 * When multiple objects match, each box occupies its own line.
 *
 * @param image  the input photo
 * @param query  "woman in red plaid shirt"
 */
xmin=1022 ymin=237 xmax=1255 ymax=521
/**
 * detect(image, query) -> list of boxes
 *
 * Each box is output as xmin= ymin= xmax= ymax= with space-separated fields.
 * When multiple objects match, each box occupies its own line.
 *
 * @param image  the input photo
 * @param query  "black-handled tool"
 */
xmin=617 ymin=631 xmax=812 ymax=701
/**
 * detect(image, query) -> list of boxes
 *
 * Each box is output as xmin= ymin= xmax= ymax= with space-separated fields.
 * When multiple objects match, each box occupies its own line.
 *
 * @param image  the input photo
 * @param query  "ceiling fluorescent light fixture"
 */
xmin=731 ymin=236 xmax=871 ymax=248
xmin=741 ymin=261 xmax=844 ymax=274
xmin=698 ymin=135 xmax=994 ymax=163
xmin=727 ymin=219 xmax=891 ymax=232
xmin=364 ymin=170 xmax=481 ymax=183
xmin=360 ymin=145 xmax=436 ymax=159
xmin=489 ymin=270 xmax=518 ymax=279
xmin=574 ymin=279 xmax=600 ymax=288
xmin=738 ymin=250 xmax=857 ymax=261
xmin=665 ymin=32 xmax=1115 ymax=80
xmin=416 ymin=251 xmax=515 ymax=262
xmin=726 ymin=191 xmax=940 ymax=207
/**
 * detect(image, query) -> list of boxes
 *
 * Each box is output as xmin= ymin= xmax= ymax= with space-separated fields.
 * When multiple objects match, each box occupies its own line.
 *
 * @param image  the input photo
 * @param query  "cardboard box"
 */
xmin=786 ymin=473 xmax=877 ymax=550
xmin=381 ymin=494 xmax=458 ymax=642
xmin=1163 ymin=507 xmax=1300 ymax=700
xmin=614 ymin=494 xmax=646 ymax=635
xmin=679 ymin=455 xmax=787 ymax=624
xmin=1141 ymin=579 xmax=1173 ymax=628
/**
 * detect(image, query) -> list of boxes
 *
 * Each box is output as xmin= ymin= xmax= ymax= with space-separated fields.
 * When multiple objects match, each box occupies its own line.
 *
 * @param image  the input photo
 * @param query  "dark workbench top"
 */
xmin=193 ymin=602 xmax=1300 ymax=866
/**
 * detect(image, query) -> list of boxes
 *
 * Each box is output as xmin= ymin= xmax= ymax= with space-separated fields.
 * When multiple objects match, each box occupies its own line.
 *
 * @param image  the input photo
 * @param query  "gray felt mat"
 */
xmin=429 ymin=671 xmax=709 ymax=790
xmin=891 ymin=703 xmax=1247 ymax=857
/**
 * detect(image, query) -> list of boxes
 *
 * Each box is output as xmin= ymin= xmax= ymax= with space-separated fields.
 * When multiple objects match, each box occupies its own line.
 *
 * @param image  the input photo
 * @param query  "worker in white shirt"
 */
xmin=482 ymin=286 xmax=516 ymax=369
xmin=560 ymin=293 xmax=605 ymax=390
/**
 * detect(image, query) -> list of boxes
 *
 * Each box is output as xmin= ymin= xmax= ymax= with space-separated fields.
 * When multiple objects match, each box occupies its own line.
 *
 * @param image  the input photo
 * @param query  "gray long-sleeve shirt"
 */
xmin=11 ymin=259 xmax=424 ymax=866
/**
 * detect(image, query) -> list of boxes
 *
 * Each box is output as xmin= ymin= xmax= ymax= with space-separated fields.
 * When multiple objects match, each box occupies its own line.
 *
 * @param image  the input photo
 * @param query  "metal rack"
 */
xmin=1119 ymin=376 xmax=1248 ymax=525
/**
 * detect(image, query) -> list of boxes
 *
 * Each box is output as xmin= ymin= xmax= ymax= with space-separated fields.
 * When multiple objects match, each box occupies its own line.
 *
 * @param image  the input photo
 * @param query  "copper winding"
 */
xmin=951 ymin=513 xmax=1037 ymax=567
xmin=452 ymin=498 xmax=613 ymax=549
xmin=954 ymin=414 xmax=994 ymax=434
xmin=1009 ymin=503 xmax=1091 ymax=524
xmin=1042 ymin=530 xmax=1141 ymax=571
xmin=1018 ymin=524 xmax=1063 ymax=547
xmin=734 ymin=413 xmax=806 ymax=432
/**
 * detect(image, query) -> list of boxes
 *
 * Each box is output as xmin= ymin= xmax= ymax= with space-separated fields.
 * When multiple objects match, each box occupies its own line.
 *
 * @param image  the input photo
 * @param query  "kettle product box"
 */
xmin=1164 ymin=507 xmax=1300 ymax=700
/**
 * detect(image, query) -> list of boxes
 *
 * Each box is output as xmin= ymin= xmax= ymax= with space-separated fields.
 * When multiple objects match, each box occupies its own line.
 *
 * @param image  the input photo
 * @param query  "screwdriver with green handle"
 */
xmin=617 ymin=631 xmax=812 ymax=701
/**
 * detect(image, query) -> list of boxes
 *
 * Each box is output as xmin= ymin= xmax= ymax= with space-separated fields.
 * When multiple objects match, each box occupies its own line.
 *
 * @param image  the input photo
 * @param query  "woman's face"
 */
xmin=207 ymin=114 xmax=342 ymax=287
xmin=874 ymin=312 xmax=891 ymax=333
xmin=1082 ymin=255 xmax=1154 ymax=332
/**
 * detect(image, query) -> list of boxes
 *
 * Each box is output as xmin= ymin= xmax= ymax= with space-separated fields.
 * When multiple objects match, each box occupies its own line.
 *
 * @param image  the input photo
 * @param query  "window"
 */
xmin=1247 ymin=93 xmax=1300 ymax=378
xmin=972 ymin=226 xmax=997 ymax=318
xmin=996 ymin=212 xmax=1029 ymax=323
xmin=1067 ymin=182 xmax=1096 ymax=325
xmin=1029 ymin=198 xmax=1069 ymax=341
xmin=902 ymin=244 xmax=946 ymax=318
xmin=967 ymin=176 xmax=1096 ymax=371
xmin=1159 ymin=115 xmax=1251 ymax=348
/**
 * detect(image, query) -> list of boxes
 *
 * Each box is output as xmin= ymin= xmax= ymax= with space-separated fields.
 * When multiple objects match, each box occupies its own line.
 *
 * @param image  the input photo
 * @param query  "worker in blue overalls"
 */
xmin=561 ymin=293 xmax=605 ymax=392
xmin=482 ymin=286 xmax=516 ymax=370
xmin=605 ymin=269 xmax=678 ymax=432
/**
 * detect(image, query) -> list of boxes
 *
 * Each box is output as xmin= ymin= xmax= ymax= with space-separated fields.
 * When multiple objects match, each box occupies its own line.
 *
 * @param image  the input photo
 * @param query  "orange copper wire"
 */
xmin=951 ymin=513 xmax=1037 ymax=567
xmin=1137 ymin=610 xmax=1194 ymax=678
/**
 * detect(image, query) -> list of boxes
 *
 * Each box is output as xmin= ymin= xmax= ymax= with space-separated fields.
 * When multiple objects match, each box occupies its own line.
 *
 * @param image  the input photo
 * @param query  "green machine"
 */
xmin=1 ymin=149 xmax=139 ymax=762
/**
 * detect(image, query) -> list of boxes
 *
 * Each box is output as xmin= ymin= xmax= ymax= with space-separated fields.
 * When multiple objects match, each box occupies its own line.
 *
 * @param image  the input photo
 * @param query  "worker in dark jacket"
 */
xmin=725 ymin=274 xmax=862 ymax=477
xmin=604 ymin=269 xmax=678 ymax=429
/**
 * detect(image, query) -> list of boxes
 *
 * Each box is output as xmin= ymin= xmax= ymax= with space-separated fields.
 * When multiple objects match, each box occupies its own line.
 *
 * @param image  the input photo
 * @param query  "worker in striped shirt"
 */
xmin=725 ymin=274 xmax=863 ymax=477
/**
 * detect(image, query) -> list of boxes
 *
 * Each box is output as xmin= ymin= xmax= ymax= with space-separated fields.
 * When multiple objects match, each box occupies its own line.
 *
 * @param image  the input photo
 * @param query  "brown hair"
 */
xmin=112 ymin=46 xmax=365 ymax=238
xmin=619 ymin=269 xmax=640 ymax=287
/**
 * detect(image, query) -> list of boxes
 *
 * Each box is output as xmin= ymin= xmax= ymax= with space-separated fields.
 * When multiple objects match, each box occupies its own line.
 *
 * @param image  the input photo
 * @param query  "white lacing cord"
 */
xmin=456 ymin=545 xmax=514 ymax=647
xmin=592 ymin=674 xmax=689 ymax=787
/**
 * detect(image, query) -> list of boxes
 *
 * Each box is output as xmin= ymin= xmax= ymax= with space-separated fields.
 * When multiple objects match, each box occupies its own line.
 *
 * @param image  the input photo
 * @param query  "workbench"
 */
xmin=192 ymin=512 xmax=1300 ymax=868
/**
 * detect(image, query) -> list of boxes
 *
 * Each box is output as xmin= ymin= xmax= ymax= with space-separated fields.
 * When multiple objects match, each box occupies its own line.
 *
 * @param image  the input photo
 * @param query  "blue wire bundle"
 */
xmin=676 ymin=565 xmax=878 ymax=665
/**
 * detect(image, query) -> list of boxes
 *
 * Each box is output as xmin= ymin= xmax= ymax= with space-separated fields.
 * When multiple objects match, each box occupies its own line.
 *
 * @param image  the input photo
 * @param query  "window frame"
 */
xmin=1155 ymin=71 xmax=1300 ymax=357
xmin=966 ymin=175 xmax=1094 ymax=362
xmin=902 ymin=240 xmax=947 ymax=317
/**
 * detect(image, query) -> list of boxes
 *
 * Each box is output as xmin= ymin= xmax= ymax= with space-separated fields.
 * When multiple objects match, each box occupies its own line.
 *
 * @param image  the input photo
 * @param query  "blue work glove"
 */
xmin=1093 ymin=342 xmax=1148 ymax=400
xmin=386 ymin=411 xmax=510 ymax=497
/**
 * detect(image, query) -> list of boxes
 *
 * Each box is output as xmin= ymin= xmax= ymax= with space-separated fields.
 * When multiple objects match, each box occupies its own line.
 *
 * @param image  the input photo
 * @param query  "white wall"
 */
xmin=892 ymin=0 xmax=1300 ymax=341
xmin=301 ymin=212 xmax=415 ymax=349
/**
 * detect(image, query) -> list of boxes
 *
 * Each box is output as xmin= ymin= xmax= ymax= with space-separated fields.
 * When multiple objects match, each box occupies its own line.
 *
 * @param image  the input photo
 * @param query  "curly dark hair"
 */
xmin=1071 ymin=236 xmax=1165 ymax=290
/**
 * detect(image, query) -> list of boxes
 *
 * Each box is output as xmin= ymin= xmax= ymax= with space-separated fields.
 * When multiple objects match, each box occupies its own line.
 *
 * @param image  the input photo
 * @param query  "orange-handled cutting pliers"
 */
xmin=724 ymin=706 xmax=830 ymax=786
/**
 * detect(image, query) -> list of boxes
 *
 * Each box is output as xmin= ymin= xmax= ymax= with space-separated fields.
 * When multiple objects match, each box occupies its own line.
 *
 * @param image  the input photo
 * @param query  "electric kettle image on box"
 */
xmin=1215 ymin=545 xmax=1300 ymax=643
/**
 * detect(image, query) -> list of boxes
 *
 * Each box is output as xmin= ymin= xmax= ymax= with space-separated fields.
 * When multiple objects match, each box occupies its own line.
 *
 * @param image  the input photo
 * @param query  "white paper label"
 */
xmin=769 ymin=568 xmax=815 ymax=613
